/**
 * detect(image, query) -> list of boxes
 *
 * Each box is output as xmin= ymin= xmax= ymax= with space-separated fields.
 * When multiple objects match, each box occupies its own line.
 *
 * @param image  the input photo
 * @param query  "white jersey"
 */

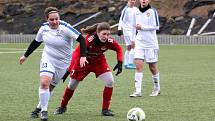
xmin=135 ymin=7 xmax=159 ymax=49
xmin=118 ymin=5 xmax=138 ymax=31
xmin=35 ymin=20 xmax=80 ymax=69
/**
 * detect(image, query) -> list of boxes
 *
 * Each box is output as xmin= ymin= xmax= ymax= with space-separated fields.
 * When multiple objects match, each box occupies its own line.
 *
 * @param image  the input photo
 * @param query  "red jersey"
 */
xmin=68 ymin=33 xmax=123 ymax=81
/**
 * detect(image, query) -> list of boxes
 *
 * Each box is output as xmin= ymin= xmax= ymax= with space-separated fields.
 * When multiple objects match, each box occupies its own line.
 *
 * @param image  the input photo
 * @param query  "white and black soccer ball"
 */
xmin=127 ymin=107 xmax=145 ymax=121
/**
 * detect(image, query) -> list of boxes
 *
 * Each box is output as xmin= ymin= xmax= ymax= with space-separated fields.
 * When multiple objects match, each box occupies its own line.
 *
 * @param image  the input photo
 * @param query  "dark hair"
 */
xmin=44 ymin=7 xmax=59 ymax=19
xmin=81 ymin=22 xmax=110 ymax=34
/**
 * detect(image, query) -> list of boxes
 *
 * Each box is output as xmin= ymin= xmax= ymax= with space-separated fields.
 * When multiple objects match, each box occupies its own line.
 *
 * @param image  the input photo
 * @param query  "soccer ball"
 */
xmin=127 ymin=107 xmax=145 ymax=121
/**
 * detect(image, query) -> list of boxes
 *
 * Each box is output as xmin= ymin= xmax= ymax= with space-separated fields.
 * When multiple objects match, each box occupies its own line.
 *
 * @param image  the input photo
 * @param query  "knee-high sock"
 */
xmin=124 ymin=50 xmax=129 ymax=66
xmin=152 ymin=73 xmax=160 ymax=90
xmin=102 ymin=87 xmax=113 ymax=110
xmin=135 ymin=72 xmax=143 ymax=93
xmin=128 ymin=49 xmax=134 ymax=64
xmin=60 ymin=86 xmax=75 ymax=108
xmin=39 ymin=88 xmax=50 ymax=111
xmin=37 ymin=90 xmax=54 ymax=109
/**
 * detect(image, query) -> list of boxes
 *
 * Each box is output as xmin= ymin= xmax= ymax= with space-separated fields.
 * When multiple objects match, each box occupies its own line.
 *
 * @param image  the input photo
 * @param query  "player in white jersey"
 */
xmin=19 ymin=7 xmax=88 ymax=121
xmin=129 ymin=0 xmax=161 ymax=97
xmin=118 ymin=0 xmax=138 ymax=69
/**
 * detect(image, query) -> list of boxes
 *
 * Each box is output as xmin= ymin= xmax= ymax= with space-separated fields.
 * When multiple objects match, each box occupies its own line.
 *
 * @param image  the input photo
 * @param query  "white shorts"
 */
xmin=40 ymin=59 xmax=67 ymax=86
xmin=123 ymin=30 xmax=136 ymax=46
xmin=134 ymin=48 xmax=158 ymax=63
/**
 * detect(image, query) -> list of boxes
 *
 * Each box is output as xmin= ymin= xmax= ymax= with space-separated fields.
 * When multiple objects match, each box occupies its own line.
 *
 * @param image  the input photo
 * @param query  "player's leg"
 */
xmin=124 ymin=39 xmax=130 ymax=68
xmin=30 ymin=59 xmax=55 ymax=120
xmin=39 ymin=73 xmax=52 ymax=121
xmin=127 ymin=32 xmax=136 ymax=68
xmin=145 ymin=49 xmax=160 ymax=96
xmin=54 ymin=69 xmax=88 ymax=115
xmin=98 ymin=72 xmax=115 ymax=116
xmin=54 ymin=78 xmax=80 ymax=114
xmin=130 ymin=48 xmax=145 ymax=97
xmin=130 ymin=59 xmax=144 ymax=97
xmin=124 ymin=35 xmax=135 ymax=69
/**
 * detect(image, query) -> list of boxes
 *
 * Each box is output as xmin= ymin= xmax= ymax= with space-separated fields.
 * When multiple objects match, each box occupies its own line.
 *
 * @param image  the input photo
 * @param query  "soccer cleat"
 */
xmin=30 ymin=108 xmax=41 ymax=118
xmin=54 ymin=107 xmax=67 ymax=115
xmin=129 ymin=91 xmax=142 ymax=97
xmin=124 ymin=64 xmax=136 ymax=69
xmin=149 ymin=88 xmax=160 ymax=97
xmin=101 ymin=109 xmax=115 ymax=116
xmin=40 ymin=111 xmax=48 ymax=121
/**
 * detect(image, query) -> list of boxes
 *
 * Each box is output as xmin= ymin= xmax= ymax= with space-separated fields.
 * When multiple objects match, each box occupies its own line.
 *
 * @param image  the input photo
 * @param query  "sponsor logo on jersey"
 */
xmin=88 ymin=35 xmax=94 ymax=42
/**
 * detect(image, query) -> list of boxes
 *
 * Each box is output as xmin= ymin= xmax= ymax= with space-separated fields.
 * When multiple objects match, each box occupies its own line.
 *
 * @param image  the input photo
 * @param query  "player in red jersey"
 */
xmin=54 ymin=22 xmax=123 ymax=116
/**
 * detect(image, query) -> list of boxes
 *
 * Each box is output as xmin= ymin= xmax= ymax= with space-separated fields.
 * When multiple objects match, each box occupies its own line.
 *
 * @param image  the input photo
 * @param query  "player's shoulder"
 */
xmin=38 ymin=22 xmax=50 ymax=32
xmin=59 ymin=20 xmax=72 ymax=28
xmin=149 ymin=7 xmax=158 ymax=13
xmin=86 ymin=34 xmax=94 ymax=43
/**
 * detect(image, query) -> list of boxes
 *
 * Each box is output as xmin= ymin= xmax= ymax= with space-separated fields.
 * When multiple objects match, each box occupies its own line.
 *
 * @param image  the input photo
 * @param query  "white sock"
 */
xmin=128 ymin=49 xmax=134 ymax=64
xmin=124 ymin=50 xmax=129 ymax=66
xmin=36 ymin=102 xmax=41 ymax=109
xmin=135 ymin=72 xmax=143 ymax=93
xmin=152 ymin=73 xmax=160 ymax=90
xmin=36 ymin=90 xmax=54 ymax=109
xmin=39 ymin=88 xmax=50 ymax=111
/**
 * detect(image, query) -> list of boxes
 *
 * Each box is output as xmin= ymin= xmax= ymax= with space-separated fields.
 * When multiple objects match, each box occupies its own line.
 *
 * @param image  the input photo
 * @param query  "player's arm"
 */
xmin=109 ymin=39 xmax=123 ymax=76
xmin=65 ymin=21 xmax=88 ymax=67
xmin=19 ymin=39 xmax=42 ymax=65
xmin=118 ymin=7 xmax=127 ymax=36
xmin=76 ymin=35 xmax=88 ymax=67
xmin=19 ymin=26 xmax=43 ymax=65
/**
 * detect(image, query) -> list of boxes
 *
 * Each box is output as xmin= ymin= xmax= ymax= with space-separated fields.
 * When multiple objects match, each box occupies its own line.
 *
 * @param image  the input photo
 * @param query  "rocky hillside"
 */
xmin=0 ymin=0 xmax=215 ymax=35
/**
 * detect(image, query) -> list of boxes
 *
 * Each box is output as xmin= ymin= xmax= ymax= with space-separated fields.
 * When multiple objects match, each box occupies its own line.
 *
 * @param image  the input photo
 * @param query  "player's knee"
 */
xmin=40 ymin=83 xmax=49 ymax=89
xmin=68 ymin=79 xmax=79 ymax=90
xmin=40 ymin=80 xmax=50 ymax=89
xmin=104 ymin=78 xmax=114 ymax=87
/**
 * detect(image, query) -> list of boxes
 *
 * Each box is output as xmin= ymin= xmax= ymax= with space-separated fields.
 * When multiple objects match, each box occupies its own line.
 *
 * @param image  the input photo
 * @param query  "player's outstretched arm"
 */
xmin=19 ymin=39 xmax=42 ymax=65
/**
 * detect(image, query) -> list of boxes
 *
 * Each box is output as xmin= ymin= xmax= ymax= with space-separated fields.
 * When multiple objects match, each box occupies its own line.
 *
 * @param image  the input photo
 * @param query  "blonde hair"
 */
xmin=81 ymin=22 xmax=110 ymax=34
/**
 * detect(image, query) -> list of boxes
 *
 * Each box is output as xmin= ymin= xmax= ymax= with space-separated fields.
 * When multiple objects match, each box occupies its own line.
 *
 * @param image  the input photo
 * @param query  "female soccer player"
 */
xmin=118 ymin=0 xmax=138 ymax=69
xmin=130 ymin=0 xmax=161 ymax=97
xmin=54 ymin=22 xmax=123 ymax=116
xmin=19 ymin=7 xmax=87 ymax=121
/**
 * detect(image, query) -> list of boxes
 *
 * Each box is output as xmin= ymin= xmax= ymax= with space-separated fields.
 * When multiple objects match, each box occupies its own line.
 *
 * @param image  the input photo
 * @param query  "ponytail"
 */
xmin=81 ymin=22 xmax=110 ymax=34
xmin=81 ymin=23 xmax=98 ymax=34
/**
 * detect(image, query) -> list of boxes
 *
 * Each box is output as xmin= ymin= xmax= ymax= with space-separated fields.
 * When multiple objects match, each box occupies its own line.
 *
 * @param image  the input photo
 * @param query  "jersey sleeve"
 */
xmin=118 ymin=6 xmax=127 ymax=30
xmin=108 ymin=38 xmax=123 ymax=62
xmin=141 ymin=8 xmax=159 ymax=31
xmin=35 ymin=26 xmax=44 ymax=42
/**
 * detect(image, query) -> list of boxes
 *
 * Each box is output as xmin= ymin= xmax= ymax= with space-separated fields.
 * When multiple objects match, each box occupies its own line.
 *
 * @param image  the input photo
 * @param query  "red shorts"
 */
xmin=70 ymin=58 xmax=110 ymax=81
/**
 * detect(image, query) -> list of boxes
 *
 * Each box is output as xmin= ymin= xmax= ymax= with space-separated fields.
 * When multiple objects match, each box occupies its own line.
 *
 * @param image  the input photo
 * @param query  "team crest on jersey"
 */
xmin=108 ymin=38 xmax=114 ymax=43
xmin=101 ymin=46 xmax=107 ymax=50
xmin=88 ymin=35 xmax=94 ymax=42
xmin=147 ymin=12 xmax=150 ymax=17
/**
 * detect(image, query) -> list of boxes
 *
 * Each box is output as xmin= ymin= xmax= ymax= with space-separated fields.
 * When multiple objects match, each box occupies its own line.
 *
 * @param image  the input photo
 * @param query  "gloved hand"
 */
xmin=117 ymin=30 xmax=123 ymax=36
xmin=62 ymin=70 xmax=70 ymax=83
xmin=113 ymin=61 xmax=122 ymax=76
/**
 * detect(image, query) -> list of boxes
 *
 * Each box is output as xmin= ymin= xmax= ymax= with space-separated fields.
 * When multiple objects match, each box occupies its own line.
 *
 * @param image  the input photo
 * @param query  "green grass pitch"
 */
xmin=0 ymin=43 xmax=215 ymax=121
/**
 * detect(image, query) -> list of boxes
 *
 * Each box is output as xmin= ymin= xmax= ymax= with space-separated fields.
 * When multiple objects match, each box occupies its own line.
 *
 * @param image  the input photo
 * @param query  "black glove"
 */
xmin=62 ymin=70 xmax=70 ymax=83
xmin=113 ymin=61 xmax=122 ymax=76
xmin=117 ymin=30 xmax=123 ymax=36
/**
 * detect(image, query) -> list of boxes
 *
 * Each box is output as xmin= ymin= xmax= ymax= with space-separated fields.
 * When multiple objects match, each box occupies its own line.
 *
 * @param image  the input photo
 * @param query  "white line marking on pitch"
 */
xmin=0 ymin=51 xmax=42 ymax=54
